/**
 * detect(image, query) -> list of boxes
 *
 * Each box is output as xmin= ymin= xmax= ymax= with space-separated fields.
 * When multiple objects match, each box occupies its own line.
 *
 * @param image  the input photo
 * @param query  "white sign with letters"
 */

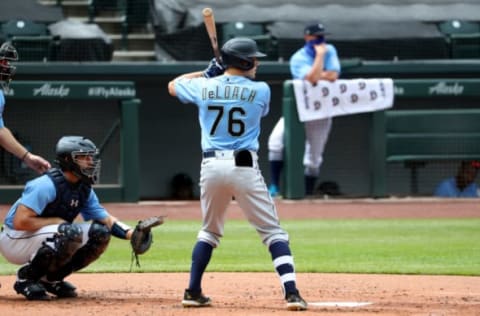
xmin=292 ymin=78 xmax=394 ymax=122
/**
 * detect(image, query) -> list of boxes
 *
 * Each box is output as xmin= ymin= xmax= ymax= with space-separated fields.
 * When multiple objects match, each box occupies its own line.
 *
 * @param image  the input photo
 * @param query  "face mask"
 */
xmin=304 ymin=36 xmax=325 ymax=58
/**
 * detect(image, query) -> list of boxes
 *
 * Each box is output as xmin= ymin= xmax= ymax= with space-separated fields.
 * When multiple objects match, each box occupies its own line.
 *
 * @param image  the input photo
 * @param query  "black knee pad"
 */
xmin=46 ymin=222 xmax=112 ymax=282
xmin=88 ymin=221 xmax=111 ymax=245
xmin=58 ymin=223 xmax=83 ymax=243
xmin=70 ymin=222 xmax=111 ymax=272
xmin=54 ymin=223 xmax=83 ymax=265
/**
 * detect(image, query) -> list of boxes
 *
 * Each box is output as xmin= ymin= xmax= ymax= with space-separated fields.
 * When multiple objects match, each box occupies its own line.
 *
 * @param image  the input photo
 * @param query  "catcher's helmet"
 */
xmin=221 ymin=37 xmax=266 ymax=71
xmin=0 ymin=42 xmax=18 ymax=89
xmin=55 ymin=136 xmax=101 ymax=185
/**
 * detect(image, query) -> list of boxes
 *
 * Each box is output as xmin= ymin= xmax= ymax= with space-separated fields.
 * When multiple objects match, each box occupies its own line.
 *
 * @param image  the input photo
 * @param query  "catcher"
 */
xmin=0 ymin=135 xmax=163 ymax=300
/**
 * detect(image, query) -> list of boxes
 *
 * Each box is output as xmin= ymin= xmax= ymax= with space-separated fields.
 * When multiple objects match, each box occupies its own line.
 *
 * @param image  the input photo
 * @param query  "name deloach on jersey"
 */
xmin=202 ymin=85 xmax=257 ymax=102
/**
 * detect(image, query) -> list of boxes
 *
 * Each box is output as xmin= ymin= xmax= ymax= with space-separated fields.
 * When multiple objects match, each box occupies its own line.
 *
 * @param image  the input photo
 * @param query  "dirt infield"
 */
xmin=1 ymin=198 xmax=479 ymax=315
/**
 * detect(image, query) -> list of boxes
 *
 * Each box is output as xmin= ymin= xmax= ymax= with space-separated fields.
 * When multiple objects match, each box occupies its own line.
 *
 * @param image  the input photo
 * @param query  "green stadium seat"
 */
xmin=1 ymin=20 xmax=53 ymax=61
xmin=1 ymin=19 xmax=48 ymax=38
xmin=10 ymin=36 xmax=56 ymax=61
xmin=438 ymin=20 xmax=480 ymax=35
xmin=221 ymin=22 xmax=264 ymax=41
xmin=221 ymin=22 xmax=278 ymax=60
xmin=88 ymin=0 xmax=126 ymax=23
xmin=438 ymin=20 xmax=480 ymax=58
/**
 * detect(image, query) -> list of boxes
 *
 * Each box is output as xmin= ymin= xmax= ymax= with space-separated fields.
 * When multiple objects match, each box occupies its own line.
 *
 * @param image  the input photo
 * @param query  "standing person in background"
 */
xmin=168 ymin=37 xmax=308 ymax=311
xmin=268 ymin=22 xmax=341 ymax=197
xmin=0 ymin=42 xmax=50 ymax=174
xmin=434 ymin=160 xmax=479 ymax=198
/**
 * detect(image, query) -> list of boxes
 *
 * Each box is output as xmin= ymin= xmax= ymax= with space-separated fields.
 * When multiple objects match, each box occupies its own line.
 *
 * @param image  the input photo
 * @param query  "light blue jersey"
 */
xmin=4 ymin=174 xmax=109 ymax=229
xmin=434 ymin=177 xmax=479 ymax=198
xmin=174 ymin=75 xmax=270 ymax=151
xmin=290 ymin=44 xmax=341 ymax=79
xmin=0 ymin=90 xmax=5 ymax=128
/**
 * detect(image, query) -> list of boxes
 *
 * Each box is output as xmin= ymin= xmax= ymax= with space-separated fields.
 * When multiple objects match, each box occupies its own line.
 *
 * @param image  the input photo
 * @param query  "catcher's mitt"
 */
xmin=130 ymin=216 xmax=165 ymax=269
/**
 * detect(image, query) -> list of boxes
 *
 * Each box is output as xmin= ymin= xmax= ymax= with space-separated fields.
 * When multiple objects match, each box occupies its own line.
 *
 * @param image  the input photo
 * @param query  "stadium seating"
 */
xmin=438 ymin=20 xmax=480 ymax=58
xmin=1 ymin=19 xmax=55 ymax=61
xmin=377 ymin=109 xmax=480 ymax=195
xmin=221 ymin=22 xmax=278 ymax=60
xmin=10 ymin=36 xmax=56 ymax=62
xmin=1 ymin=19 xmax=48 ymax=38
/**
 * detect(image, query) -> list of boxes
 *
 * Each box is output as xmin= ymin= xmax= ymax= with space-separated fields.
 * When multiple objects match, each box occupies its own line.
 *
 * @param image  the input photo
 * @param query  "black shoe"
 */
xmin=286 ymin=292 xmax=308 ymax=311
xmin=40 ymin=280 xmax=78 ymax=298
xmin=181 ymin=289 xmax=212 ymax=307
xmin=14 ymin=280 xmax=50 ymax=301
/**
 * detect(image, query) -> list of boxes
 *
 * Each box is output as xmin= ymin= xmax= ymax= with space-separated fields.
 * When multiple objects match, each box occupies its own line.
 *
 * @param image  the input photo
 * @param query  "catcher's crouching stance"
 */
xmin=0 ymin=136 xmax=164 ymax=300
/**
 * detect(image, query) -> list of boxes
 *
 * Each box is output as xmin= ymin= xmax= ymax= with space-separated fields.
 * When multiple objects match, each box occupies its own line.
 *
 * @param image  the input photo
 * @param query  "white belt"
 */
xmin=203 ymin=150 xmax=258 ymax=160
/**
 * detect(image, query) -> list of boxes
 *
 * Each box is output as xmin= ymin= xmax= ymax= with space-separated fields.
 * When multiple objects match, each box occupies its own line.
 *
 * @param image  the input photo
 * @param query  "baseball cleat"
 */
xmin=268 ymin=184 xmax=279 ymax=197
xmin=182 ymin=289 xmax=212 ymax=307
xmin=14 ymin=280 xmax=50 ymax=301
xmin=286 ymin=292 xmax=308 ymax=311
xmin=40 ymin=280 xmax=78 ymax=298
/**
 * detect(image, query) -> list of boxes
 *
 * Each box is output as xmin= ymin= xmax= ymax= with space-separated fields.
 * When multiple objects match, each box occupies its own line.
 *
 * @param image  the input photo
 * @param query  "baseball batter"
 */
xmin=168 ymin=37 xmax=307 ymax=311
xmin=268 ymin=22 xmax=341 ymax=197
xmin=0 ymin=42 xmax=50 ymax=174
xmin=0 ymin=136 xmax=141 ymax=300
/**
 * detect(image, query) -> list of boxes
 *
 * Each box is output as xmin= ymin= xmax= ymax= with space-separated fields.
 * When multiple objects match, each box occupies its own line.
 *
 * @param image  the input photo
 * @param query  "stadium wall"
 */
xmin=7 ymin=60 xmax=480 ymax=201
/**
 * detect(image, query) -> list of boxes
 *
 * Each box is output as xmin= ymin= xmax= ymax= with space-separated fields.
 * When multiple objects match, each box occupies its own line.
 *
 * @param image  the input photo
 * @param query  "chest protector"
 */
xmin=42 ymin=168 xmax=92 ymax=223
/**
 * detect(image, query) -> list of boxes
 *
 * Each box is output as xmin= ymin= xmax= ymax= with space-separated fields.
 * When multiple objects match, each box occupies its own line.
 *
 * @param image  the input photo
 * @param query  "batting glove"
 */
xmin=203 ymin=58 xmax=225 ymax=78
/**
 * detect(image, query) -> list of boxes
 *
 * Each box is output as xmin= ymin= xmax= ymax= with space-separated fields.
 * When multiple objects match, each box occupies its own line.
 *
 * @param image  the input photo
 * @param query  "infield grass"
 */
xmin=1 ymin=219 xmax=479 ymax=276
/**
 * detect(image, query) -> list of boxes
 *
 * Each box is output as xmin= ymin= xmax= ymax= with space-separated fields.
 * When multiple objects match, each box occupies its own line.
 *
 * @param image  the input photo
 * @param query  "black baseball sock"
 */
xmin=188 ymin=241 xmax=213 ymax=293
xmin=270 ymin=160 xmax=284 ymax=188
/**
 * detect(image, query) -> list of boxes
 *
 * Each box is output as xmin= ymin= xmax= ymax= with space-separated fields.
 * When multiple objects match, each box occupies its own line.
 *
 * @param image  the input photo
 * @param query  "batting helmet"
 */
xmin=221 ymin=37 xmax=266 ymax=71
xmin=55 ymin=136 xmax=101 ymax=185
xmin=0 ymin=42 xmax=18 ymax=89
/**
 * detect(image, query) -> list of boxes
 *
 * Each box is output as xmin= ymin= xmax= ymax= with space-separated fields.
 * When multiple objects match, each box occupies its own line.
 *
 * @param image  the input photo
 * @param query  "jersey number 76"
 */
xmin=208 ymin=105 xmax=246 ymax=136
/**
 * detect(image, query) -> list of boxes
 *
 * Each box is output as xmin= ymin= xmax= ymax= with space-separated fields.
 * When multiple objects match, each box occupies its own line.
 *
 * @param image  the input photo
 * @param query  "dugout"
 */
xmin=283 ymin=78 xmax=480 ymax=199
xmin=0 ymin=81 xmax=140 ymax=203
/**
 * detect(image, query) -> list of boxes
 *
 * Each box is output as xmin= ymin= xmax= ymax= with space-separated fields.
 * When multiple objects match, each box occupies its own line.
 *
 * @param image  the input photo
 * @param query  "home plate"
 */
xmin=309 ymin=302 xmax=372 ymax=307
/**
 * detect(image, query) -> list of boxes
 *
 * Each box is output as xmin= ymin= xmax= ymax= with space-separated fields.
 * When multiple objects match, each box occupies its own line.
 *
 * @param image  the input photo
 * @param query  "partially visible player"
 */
xmin=0 ymin=42 xmax=50 ymax=174
xmin=268 ymin=22 xmax=341 ymax=197
xmin=434 ymin=160 xmax=479 ymax=198
xmin=168 ymin=37 xmax=308 ymax=311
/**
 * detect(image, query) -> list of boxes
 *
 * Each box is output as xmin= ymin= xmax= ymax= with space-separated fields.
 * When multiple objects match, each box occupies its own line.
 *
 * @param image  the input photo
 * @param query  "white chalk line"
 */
xmin=309 ymin=302 xmax=373 ymax=307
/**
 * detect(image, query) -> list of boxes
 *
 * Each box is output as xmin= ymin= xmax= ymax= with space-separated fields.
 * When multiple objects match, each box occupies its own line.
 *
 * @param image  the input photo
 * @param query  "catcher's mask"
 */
xmin=221 ymin=37 xmax=266 ymax=71
xmin=0 ymin=42 xmax=18 ymax=91
xmin=55 ymin=136 xmax=101 ymax=185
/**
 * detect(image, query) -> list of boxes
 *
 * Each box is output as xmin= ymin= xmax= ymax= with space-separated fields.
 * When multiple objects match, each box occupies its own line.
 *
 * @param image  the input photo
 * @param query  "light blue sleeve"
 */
xmin=459 ymin=183 xmax=479 ymax=198
xmin=3 ymin=175 xmax=57 ymax=228
xmin=79 ymin=190 xmax=109 ymax=221
xmin=260 ymin=81 xmax=271 ymax=117
xmin=20 ymin=176 xmax=57 ymax=213
xmin=0 ymin=90 xmax=5 ymax=128
xmin=174 ymin=77 xmax=203 ymax=105
xmin=290 ymin=45 xmax=341 ymax=79
xmin=290 ymin=50 xmax=312 ymax=79
xmin=434 ymin=178 xmax=457 ymax=197
xmin=325 ymin=44 xmax=341 ymax=74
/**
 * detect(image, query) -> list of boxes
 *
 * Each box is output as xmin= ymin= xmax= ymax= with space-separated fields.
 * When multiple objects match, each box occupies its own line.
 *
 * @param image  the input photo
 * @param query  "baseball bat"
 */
xmin=202 ymin=7 xmax=221 ymax=63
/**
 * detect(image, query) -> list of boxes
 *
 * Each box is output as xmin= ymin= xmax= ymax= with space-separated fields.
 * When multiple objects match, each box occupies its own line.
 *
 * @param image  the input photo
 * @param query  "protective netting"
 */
xmin=1 ymin=98 xmax=121 ymax=185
